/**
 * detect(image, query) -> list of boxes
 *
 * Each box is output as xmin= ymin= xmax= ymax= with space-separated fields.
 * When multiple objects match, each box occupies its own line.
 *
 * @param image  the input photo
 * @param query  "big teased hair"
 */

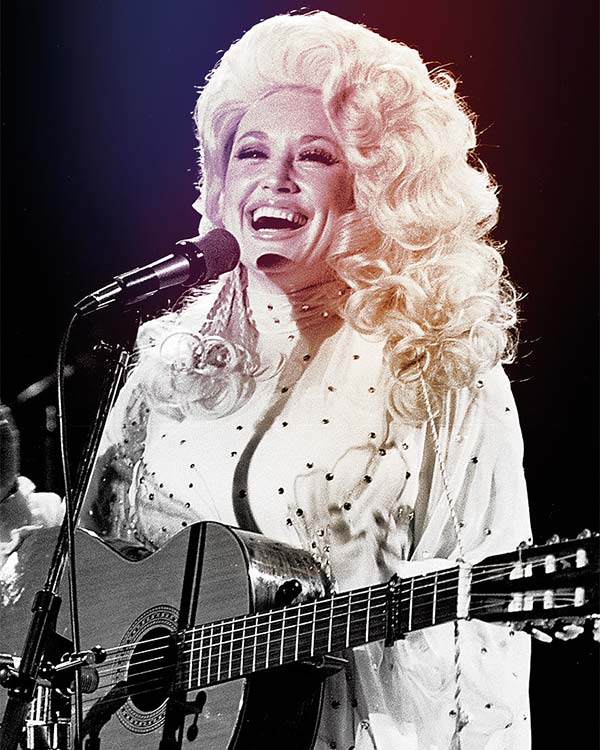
xmin=140 ymin=11 xmax=518 ymax=423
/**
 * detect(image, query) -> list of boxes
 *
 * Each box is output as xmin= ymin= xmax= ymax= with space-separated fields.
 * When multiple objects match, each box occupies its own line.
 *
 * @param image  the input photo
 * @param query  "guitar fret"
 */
xmin=199 ymin=624 xmax=206 ymax=685
xmin=188 ymin=628 xmax=195 ymax=689
xmin=279 ymin=609 xmax=286 ymax=665
xmin=311 ymin=602 xmax=323 ymax=655
xmin=227 ymin=620 xmax=234 ymax=679
xmin=294 ymin=606 xmax=300 ymax=661
xmin=251 ymin=615 xmax=258 ymax=673
xmin=184 ymin=568 xmax=467 ymax=689
xmin=353 ymin=591 xmax=366 ymax=647
xmin=327 ymin=597 xmax=334 ymax=652
xmin=217 ymin=621 xmax=224 ymax=681
xmin=310 ymin=600 xmax=317 ymax=656
xmin=239 ymin=618 xmax=246 ymax=677
xmin=212 ymin=622 xmax=219 ymax=683
xmin=345 ymin=592 xmax=352 ymax=648
xmin=179 ymin=543 xmax=594 ymax=690
xmin=207 ymin=623 xmax=214 ymax=684
xmin=274 ymin=611 xmax=284 ymax=668
xmin=265 ymin=612 xmax=272 ymax=668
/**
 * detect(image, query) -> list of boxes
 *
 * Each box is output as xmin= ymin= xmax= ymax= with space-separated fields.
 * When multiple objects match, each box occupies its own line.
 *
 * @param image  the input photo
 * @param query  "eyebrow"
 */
xmin=236 ymin=130 xmax=268 ymax=141
xmin=235 ymin=130 xmax=337 ymax=147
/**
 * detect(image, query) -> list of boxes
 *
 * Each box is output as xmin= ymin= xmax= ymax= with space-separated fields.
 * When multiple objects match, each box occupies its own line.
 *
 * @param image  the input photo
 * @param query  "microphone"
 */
xmin=74 ymin=229 xmax=240 ymax=314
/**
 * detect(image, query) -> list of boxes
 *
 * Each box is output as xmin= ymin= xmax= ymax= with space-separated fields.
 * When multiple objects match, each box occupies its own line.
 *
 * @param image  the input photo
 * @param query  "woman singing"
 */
xmin=3 ymin=11 xmax=540 ymax=749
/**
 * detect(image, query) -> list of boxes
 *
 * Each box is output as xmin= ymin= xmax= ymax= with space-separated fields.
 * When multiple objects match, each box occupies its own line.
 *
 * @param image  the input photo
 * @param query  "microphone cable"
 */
xmin=56 ymin=310 xmax=84 ymax=750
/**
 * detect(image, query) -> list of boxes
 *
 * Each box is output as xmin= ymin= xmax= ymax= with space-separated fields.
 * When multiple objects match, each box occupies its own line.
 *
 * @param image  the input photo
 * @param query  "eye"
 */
xmin=298 ymin=147 xmax=339 ymax=165
xmin=236 ymin=146 xmax=267 ymax=160
xmin=298 ymin=147 xmax=340 ymax=166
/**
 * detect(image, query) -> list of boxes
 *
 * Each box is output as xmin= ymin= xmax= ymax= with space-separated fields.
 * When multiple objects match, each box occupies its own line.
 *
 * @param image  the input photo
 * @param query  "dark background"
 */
xmin=1 ymin=1 xmax=598 ymax=746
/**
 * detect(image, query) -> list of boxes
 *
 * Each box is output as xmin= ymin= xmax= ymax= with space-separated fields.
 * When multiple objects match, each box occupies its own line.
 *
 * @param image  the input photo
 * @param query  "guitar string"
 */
xmin=178 ymin=597 xmax=572 ymax=679
xmin=90 ymin=577 xmax=587 ymax=694
xmin=87 ymin=548 xmax=585 ymax=684
xmin=81 ymin=582 xmax=589 ymax=713
xmin=81 ymin=600 xmax=392 ymax=710
xmin=80 ymin=598 xmax=381 ymax=706
xmin=92 ymin=598 xmax=391 ymax=683
xmin=93 ymin=586 xmax=443 ymax=680
xmin=75 ymin=549 xmax=590 ymax=687
xmin=84 ymin=604 xmax=580 ymax=716
xmin=89 ymin=574 xmax=586 ymax=690
xmin=72 ymin=546 xmax=592 ymax=714
xmin=91 ymin=583 xmax=580 ymax=692
xmin=79 ymin=591 xmax=585 ymax=714
xmin=175 ymin=549 xmax=583 ymax=650
xmin=90 ymin=548 xmax=582 ymax=661
xmin=183 ymin=589 xmax=579 ymax=680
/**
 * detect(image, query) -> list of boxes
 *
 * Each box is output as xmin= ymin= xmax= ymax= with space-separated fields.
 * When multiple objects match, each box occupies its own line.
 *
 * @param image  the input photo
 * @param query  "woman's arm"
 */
xmin=326 ymin=365 xmax=533 ymax=749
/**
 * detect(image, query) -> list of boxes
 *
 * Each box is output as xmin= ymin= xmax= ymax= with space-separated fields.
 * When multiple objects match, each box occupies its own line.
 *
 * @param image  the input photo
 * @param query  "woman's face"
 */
xmin=221 ymin=88 xmax=354 ymax=291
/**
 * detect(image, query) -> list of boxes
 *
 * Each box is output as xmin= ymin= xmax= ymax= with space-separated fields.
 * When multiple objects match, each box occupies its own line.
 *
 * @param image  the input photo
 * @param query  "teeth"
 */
xmin=251 ymin=206 xmax=307 ymax=228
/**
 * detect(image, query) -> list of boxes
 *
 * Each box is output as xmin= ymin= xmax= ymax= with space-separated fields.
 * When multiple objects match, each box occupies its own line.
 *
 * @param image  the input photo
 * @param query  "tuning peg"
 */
xmin=517 ymin=540 xmax=532 ymax=549
xmin=545 ymin=534 xmax=560 ymax=545
xmin=577 ymin=529 xmax=592 ymax=539
xmin=524 ymin=625 xmax=553 ymax=643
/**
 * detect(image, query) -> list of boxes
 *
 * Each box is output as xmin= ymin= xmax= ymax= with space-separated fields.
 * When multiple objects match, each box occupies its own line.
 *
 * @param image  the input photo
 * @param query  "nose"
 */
xmin=261 ymin=157 xmax=299 ymax=194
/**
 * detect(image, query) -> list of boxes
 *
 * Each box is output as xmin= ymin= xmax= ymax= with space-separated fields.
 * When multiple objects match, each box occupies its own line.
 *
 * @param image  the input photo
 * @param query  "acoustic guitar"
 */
xmin=0 ymin=522 xmax=598 ymax=749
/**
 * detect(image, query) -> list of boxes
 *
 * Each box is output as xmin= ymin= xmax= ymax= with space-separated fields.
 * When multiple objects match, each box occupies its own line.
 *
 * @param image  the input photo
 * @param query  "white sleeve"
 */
xmin=78 ymin=362 xmax=150 ymax=542
xmin=333 ymin=367 xmax=532 ymax=750
xmin=389 ymin=366 xmax=531 ymax=750
xmin=0 ymin=477 xmax=64 ymax=573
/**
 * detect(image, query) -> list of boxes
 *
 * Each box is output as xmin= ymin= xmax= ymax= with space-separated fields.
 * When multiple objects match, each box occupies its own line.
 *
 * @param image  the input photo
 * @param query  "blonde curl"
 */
xmin=138 ymin=11 xmax=519 ymax=423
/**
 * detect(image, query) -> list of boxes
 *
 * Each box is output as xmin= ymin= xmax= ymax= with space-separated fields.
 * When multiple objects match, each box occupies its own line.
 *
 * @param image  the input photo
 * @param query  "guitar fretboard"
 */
xmin=176 ymin=567 xmax=461 ymax=691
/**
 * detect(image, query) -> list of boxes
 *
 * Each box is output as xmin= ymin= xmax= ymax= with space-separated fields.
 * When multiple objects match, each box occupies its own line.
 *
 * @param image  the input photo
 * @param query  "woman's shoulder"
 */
xmin=471 ymin=364 xmax=520 ymax=422
xmin=102 ymin=281 xmax=226 ymax=440
xmin=384 ymin=362 xmax=522 ymax=445
xmin=439 ymin=363 xmax=523 ymax=453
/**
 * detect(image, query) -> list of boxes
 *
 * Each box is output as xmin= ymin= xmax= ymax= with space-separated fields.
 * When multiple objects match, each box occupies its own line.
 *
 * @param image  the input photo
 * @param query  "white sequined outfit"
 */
xmin=85 ymin=278 xmax=532 ymax=750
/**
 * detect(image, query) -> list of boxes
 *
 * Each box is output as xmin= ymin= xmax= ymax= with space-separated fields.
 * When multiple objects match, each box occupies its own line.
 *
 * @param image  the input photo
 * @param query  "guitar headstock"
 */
xmin=471 ymin=531 xmax=599 ymax=632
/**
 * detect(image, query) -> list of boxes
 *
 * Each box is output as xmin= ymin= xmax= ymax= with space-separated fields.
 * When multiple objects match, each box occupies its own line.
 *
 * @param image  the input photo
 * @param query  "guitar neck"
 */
xmin=176 ymin=529 xmax=599 ymax=691
xmin=176 ymin=566 xmax=461 ymax=691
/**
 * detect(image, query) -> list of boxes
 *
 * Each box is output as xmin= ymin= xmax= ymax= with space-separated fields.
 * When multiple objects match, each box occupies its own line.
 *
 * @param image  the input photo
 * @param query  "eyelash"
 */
xmin=298 ymin=148 xmax=339 ymax=165
xmin=236 ymin=147 xmax=266 ymax=160
xmin=235 ymin=146 xmax=339 ymax=166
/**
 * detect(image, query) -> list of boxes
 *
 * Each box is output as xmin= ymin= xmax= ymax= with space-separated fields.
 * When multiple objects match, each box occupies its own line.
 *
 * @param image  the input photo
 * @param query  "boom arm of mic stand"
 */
xmin=0 ymin=343 xmax=134 ymax=750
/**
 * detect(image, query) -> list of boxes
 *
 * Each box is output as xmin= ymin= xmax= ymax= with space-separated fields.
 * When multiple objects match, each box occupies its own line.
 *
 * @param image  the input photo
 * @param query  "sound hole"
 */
xmin=127 ymin=625 xmax=175 ymax=712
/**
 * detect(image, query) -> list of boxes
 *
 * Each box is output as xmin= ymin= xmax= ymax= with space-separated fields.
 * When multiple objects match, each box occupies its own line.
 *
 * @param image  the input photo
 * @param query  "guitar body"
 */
xmin=3 ymin=521 xmax=598 ymax=749
xmin=0 ymin=522 xmax=331 ymax=749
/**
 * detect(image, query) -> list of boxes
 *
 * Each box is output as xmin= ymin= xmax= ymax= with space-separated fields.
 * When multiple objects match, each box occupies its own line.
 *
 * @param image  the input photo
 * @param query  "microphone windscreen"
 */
xmin=198 ymin=229 xmax=240 ymax=280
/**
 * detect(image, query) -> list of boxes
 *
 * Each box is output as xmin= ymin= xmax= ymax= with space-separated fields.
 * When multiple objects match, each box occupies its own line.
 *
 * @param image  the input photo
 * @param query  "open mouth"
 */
xmin=251 ymin=206 xmax=308 ymax=231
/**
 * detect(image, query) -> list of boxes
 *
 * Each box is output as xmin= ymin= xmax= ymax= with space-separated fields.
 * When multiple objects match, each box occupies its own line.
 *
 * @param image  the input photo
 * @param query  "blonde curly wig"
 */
xmin=139 ymin=10 xmax=518 ymax=423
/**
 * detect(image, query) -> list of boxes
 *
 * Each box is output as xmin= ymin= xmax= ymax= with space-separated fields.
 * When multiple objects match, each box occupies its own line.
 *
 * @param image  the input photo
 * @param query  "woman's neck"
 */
xmin=243 ymin=262 xmax=339 ymax=300
xmin=242 ymin=264 xmax=350 ymax=336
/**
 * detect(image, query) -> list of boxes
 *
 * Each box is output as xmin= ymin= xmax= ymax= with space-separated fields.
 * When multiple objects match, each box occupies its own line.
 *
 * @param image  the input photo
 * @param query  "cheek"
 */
xmin=221 ymin=176 xmax=242 ymax=226
xmin=327 ymin=174 xmax=354 ymax=214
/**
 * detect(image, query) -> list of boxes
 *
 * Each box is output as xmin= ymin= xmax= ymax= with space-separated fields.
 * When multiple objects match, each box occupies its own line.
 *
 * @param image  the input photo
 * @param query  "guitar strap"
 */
xmin=419 ymin=372 xmax=470 ymax=748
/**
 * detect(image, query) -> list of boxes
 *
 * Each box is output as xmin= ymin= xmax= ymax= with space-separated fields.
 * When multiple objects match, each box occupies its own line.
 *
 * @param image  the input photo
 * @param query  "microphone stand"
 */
xmin=1 ymin=238 xmax=239 ymax=748
xmin=0 ymin=332 xmax=134 ymax=750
